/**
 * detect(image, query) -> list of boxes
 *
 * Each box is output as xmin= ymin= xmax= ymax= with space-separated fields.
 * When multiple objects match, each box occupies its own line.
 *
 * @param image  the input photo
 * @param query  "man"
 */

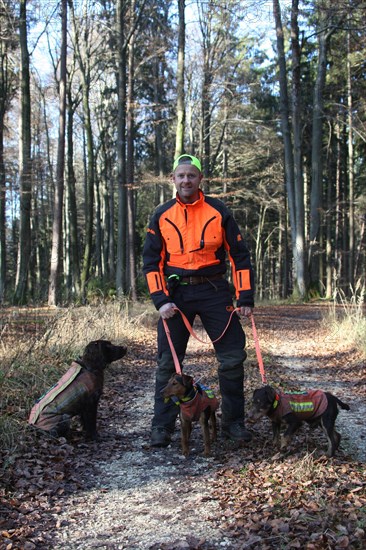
xmin=142 ymin=154 xmax=255 ymax=448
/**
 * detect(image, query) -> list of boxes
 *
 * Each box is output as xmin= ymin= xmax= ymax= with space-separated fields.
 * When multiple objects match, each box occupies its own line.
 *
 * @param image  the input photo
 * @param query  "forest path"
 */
xmin=2 ymin=305 xmax=365 ymax=549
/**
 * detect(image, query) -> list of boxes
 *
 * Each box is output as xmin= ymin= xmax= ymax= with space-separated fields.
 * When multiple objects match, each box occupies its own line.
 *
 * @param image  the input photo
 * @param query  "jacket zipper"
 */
xmin=164 ymin=215 xmax=217 ymax=254
xmin=189 ymin=216 xmax=216 ymax=252
xmin=165 ymin=218 xmax=184 ymax=253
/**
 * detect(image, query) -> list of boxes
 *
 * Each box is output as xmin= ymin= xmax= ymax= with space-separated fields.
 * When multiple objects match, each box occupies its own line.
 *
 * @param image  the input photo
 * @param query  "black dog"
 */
xmin=248 ymin=385 xmax=350 ymax=457
xmin=29 ymin=340 xmax=127 ymax=440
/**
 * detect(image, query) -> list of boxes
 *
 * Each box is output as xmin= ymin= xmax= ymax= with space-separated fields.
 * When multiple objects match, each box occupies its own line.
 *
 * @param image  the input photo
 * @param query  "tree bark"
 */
xmin=66 ymin=82 xmax=81 ymax=297
xmin=48 ymin=0 xmax=67 ymax=306
xmin=116 ymin=0 xmax=127 ymax=296
xmin=126 ymin=0 xmax=137 ymax=301
xmin=14 ymin=0 xmax=32 ymax=305
xmin=273 ymin=0 xmax=306 ymax=298
xmin=174 ymin=0 xmax=185 ymax=160
xmin=70 ymin=0 xmax=95 ymax=301
xmin=346 ymin=28 xmax=354 ymax=288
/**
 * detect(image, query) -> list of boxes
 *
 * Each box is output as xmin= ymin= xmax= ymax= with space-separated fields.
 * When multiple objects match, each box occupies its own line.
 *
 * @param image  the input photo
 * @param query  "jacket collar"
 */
xmin=176 ymin=189 xmax=204 ymax=207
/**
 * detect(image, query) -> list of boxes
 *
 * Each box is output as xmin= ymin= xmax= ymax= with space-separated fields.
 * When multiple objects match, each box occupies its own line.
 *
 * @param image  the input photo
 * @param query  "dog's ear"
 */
xmin=265 ymin=385 xmax=277 ymax=401
xmin=182 ymin=374 xmax=193 ymax=387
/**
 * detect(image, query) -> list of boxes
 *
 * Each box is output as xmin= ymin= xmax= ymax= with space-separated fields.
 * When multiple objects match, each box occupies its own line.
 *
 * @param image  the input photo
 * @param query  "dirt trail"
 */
xmin=257 ymin=305 xmax=366 ymax=461
xmin=3 ymin=305 xmax=365 ymax=550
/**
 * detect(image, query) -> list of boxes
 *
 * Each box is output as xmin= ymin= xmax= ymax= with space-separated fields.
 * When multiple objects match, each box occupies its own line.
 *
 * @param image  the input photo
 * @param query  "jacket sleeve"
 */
xmin=142 ymin=211 xmax=171 ymax=310
xmin=222 ymin=210 xmax=255 ymax=308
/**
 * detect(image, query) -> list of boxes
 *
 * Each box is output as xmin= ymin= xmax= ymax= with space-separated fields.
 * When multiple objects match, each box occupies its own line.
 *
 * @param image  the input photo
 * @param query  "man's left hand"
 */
xmin=238 ymin=306 xmax=253 ymax=318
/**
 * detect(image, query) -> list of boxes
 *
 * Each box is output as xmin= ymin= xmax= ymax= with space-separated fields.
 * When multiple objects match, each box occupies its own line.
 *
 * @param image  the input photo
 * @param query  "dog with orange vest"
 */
xmin=248 ymin=385 xmax=350 ymax=457
xmin=29 ymin=340 xmax=127 ymax=440
xmin=162 ymin=373 xmax=219 ymax=457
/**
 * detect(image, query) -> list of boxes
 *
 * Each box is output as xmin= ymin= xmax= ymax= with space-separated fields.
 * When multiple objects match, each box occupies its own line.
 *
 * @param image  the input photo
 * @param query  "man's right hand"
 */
xmin=159 ymin=303 xmax=177 ymax=319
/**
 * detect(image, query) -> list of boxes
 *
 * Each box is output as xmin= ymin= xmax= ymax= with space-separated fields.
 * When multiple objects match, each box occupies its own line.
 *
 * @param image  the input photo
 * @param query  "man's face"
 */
xmin=172 ymin=164 xmax=203 ymax=204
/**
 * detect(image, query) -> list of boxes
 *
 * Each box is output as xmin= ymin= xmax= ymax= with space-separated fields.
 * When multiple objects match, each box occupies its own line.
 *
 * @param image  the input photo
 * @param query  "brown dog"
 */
xmin=162 ymin=373 xmax=219 ymax=457
xmin=29 ymin=340 xmax=127 ymax=440
xmin=248 ymin=385 xmax=350 ymax=457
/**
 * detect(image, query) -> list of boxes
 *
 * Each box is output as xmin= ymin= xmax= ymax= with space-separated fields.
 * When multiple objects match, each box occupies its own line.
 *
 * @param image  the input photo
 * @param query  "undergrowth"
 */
xmin=324 ymin=282 xmax=366 ymax=357
xmin=0 ymin=300 xmax=156 ymax=453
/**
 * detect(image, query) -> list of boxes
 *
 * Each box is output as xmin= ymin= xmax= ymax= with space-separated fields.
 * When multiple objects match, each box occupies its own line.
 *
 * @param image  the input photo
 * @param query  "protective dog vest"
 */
xmin=271 ymin=390 xmax=328 ymax=421
xmin=180 ymin=386 xmax=219 ymax=422
xmin=28 ymin=361 xmax=82 ymax=425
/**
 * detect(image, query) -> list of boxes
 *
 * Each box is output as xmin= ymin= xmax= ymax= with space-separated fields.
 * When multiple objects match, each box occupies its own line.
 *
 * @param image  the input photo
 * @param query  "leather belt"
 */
xmin=179 ymin=274 xmax=224 ymax=285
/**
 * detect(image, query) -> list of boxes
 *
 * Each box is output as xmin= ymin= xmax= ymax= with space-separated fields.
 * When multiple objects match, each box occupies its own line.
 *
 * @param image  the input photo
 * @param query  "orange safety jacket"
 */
xmin=142 ymin=190 xmax=254 ymax=310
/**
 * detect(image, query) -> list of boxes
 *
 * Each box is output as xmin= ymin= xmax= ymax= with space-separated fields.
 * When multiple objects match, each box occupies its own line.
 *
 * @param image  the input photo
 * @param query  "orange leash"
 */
xmin=163 ymin=307 xmax=268 ymax=383
xmin=250 ymin=313 xmax=267 ymax=384
xmin=162 ymin=307 xmax=237 ymax=375
xmin=162 ymin=318 xmax=182 ymax=374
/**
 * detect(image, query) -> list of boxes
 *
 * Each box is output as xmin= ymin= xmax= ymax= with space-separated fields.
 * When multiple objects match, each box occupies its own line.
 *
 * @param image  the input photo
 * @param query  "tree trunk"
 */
xmin=290 ymin=0 xmax=306 ymax=298
xmin=116 ymin=0 xmax=127 ymax=296
xmin=14 ymin=0 xmax=32 ymax=305
xmin=346 ymin=28 xmax=354 ymax=288
xmin=273 ymin=0 xmax=306 ymax=298
xmin=0 ymin=101 xmax=6 ymax=303
xmin=66 ymin=85 xmax=81 ymax=297
xmin=70 ymin=1 xmax=95 ymax=301
xmin=126 ymin=0 xmax=137 ymax=301
xmin=153 ymin=58 xmax=166 ymax=204
xmin=48 ymin=0 xmax=67 ymax=306
xmin=174 ymin=0 xmax=185 ymax=159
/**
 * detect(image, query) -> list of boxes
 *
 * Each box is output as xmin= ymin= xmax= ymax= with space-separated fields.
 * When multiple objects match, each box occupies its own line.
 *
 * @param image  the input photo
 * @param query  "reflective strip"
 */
xmin=237 ymin=269 xmax=251 ymax=291
xmin=289 ymin=401 xmax=315 ymax=413
xmin=146 ymin=271 xmax=163 ymax=293
xmin=28 ymin=363 xmax=82 ymax=424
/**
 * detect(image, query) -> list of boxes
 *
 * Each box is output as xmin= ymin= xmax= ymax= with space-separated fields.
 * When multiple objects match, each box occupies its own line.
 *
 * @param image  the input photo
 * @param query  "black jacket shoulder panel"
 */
xmin=204 ymin=195 xmax=231 ymax=220
xmin=153 ymin=198 xmax=176 ymax=217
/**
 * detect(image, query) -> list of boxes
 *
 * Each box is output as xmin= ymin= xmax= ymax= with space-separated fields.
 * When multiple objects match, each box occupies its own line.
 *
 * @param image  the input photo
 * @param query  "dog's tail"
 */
xmin=335 ymin=396 xmax=350 ymax=411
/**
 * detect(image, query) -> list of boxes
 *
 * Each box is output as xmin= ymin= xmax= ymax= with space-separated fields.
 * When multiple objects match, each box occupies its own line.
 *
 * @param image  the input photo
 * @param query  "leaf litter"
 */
xmin=1 ymin=305 xmax=365 ymax=549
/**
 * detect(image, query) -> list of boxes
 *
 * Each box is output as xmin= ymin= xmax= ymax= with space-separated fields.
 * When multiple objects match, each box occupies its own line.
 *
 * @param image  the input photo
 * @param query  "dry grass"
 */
xmin=324 ymin=282 xmax=366 ymax=357
xmin=0 ymin=300 xmax=157 ymax=451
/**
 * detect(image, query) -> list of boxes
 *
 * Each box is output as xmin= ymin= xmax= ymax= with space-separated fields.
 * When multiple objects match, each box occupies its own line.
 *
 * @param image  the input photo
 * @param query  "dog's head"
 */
xmin=162 ymin=373 xmax=194 ymax=400
xmin=81 ymin=340 xmax=127 ymax=372
xmin=247 ymin=385 xmax=279 ymax=422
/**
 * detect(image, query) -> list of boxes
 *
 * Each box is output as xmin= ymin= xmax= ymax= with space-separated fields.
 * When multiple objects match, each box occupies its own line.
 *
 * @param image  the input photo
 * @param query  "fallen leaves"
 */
xmin=1 ymin=305 xmax=366 ymax=549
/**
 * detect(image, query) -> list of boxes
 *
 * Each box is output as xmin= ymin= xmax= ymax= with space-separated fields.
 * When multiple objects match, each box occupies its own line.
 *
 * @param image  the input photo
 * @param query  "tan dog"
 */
xmin=163 ymin=373 xmax=219 ymax=457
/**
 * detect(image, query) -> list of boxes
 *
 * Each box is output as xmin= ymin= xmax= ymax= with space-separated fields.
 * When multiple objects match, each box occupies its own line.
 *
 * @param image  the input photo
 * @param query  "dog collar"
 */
xmin=166 ymin=385 xmax=198 ymax=406
xmin=273 ymin=394 xmax=280 ymax=409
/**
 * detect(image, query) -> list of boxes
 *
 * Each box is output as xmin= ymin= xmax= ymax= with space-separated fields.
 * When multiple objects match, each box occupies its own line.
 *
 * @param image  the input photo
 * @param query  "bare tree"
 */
xmin=116 ymin=0 xmax=127 ymax=296
xmin=0 ymin=1 xmax=17 ymax=302
xmin=273 ymin=0 xmax=306 ymax=298
xmin=69 ymin=0 xmax=97 ymax=300
xmin=126 ymin=0 xmax=137 ymax=300
xmin=48 ymin=0 xmax=67 ymax=306
xmin=14 ymin=0 xmax=32 ymax=305
xmin=174 ymin=0 xmax=185 ymax=159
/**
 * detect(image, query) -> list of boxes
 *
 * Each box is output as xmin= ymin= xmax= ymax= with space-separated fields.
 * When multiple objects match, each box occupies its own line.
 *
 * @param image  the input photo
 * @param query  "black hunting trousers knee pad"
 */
xmin=217 ymin=348 xmax=247 ymax=427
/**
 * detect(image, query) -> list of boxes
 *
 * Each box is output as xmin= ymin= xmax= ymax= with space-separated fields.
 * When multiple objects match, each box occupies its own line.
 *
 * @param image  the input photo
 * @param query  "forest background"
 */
xmin=0 ymin=0 xmax=365 ymax=307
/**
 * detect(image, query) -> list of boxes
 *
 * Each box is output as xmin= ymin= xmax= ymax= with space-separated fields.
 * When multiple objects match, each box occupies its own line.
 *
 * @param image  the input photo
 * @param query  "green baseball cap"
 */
xmin=173 ymin=154 xmax=202 ymax=172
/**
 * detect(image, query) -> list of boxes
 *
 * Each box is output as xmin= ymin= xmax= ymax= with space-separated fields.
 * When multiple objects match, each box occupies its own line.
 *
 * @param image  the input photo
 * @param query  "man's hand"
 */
xmin=238 ymin=306 xmax=253 ymax=318
xmin=159 ymin=303 xmax=177 ymax=319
